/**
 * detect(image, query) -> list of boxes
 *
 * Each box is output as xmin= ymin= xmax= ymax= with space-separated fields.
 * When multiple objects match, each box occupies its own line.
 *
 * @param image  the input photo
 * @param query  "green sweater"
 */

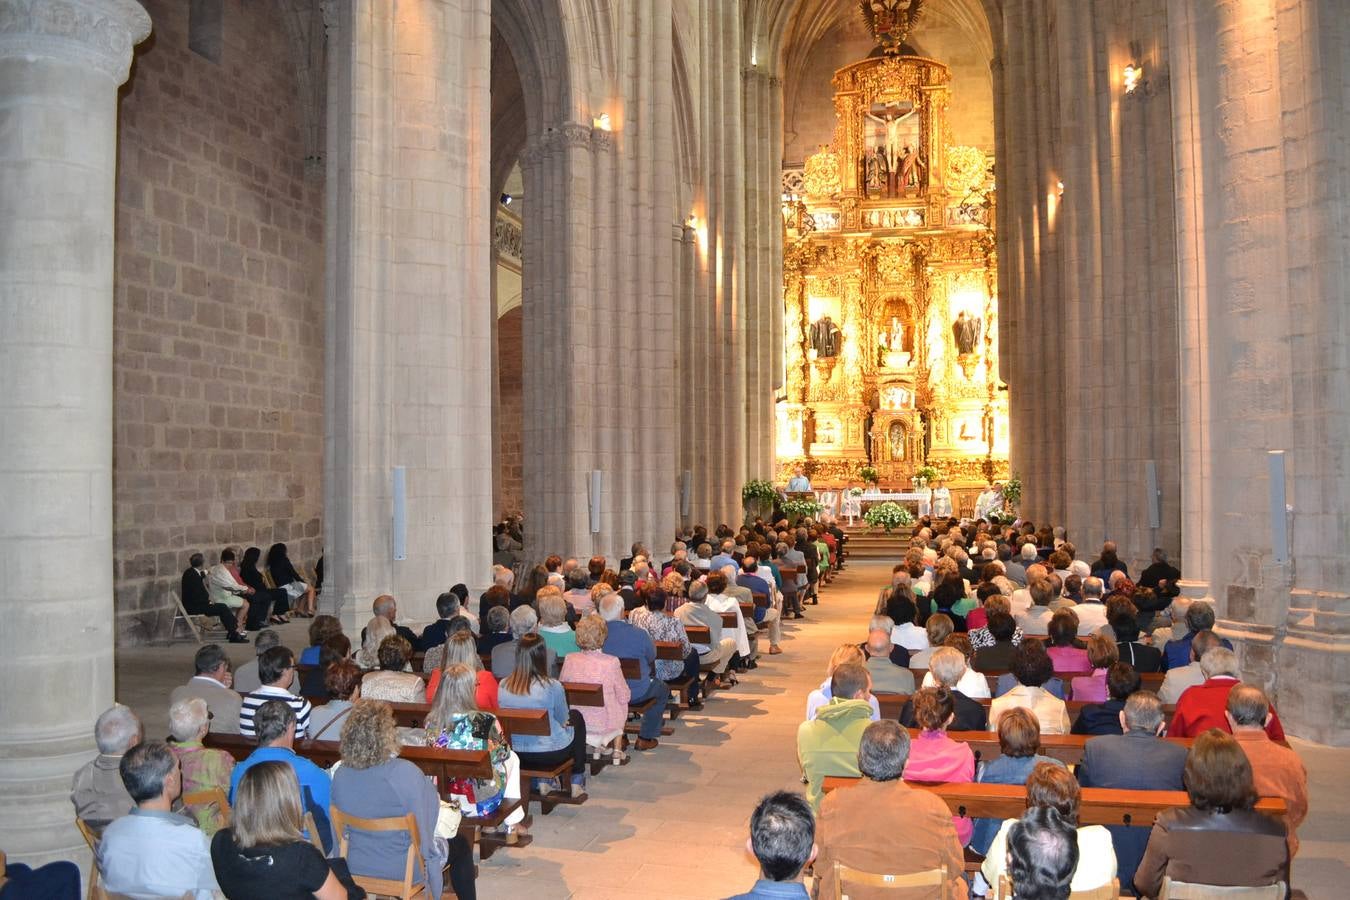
xmin=796 ymin=697 xmax=874 ymax=810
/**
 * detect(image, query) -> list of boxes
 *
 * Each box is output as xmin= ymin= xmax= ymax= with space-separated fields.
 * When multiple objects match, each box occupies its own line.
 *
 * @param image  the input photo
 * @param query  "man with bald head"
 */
xmin=363 ymin=593 xmax=422 ymax=650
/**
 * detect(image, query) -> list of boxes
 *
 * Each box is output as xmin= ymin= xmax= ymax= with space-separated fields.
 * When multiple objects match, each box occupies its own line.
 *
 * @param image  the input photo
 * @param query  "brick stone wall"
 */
xmin=112 ymin=0 xmax=324 ymax=642
xmin=495 ymin=306 xmax=524 ymax=518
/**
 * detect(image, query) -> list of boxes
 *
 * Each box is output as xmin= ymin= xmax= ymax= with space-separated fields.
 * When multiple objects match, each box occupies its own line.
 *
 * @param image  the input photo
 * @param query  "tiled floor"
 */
xmin=115 ymin=560 xmax=1350 ymax=898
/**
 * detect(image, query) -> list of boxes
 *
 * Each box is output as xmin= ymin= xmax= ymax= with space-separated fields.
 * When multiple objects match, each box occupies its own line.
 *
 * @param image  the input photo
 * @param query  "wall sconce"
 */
xmin=686 ymin=213 xmax=698 ymax=230
xmin=1123 ymin=63 xmax=1143 ymax=94
xmin=1056 ymin=180 xmax=1065 ymax=198
xmin=592 ymin=112 xmax=611 ymax=131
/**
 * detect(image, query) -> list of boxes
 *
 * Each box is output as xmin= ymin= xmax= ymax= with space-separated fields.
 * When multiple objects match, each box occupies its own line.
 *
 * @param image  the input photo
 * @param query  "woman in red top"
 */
xmin=426 ymin=631 xmax=498 ymax=710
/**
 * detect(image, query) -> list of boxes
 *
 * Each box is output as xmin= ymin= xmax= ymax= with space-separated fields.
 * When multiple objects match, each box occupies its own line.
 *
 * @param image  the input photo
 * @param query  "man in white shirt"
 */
xmin=1015 ymin=578 xmax=1056 ymax=637
xmin=1072 ymin=577 xmax=1110 ymax=635
xmin=97 ymin=742 xmax=218 ymax=899
xmin=168 ymin=644 xmax=242 ymax=734
xmin=705 ymin=570 xmax=754 ymax=665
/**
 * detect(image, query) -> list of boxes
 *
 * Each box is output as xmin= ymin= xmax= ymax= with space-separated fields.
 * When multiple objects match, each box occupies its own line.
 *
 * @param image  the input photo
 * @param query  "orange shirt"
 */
xmin=1234 ymin=729 xmax=1308 ymax=858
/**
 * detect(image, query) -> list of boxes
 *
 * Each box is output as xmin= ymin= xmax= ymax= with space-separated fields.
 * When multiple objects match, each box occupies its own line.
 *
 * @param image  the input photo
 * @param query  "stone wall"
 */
xmin=112 ymin=0 xmax=325 ymax=641
xmin=495 ymin=306 xmax=524 ymax=518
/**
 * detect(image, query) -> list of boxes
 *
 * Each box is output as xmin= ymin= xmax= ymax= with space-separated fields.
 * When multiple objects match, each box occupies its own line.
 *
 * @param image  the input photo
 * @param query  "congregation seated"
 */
xmin=989 ymin=639 xmax=1071 ymax=734
xmin=813 ymin=721 xmax=967 ymax=899
xmin=675 ymin=580 xmax=739 ymax=688
xmin=908 ymin=612 xmax=953 ymax=670
xmin=477 ymin=605 xmax=513 ymax=656
xmin=299 ymin=614 xmax=344 ymax=667
xmin=725 ymin=791 xmax=817 ymax=900
xmin=886 ymin=591 xmax=929 ymax=652
xmin=498 ymin=634 xmax=589 ymax=798
xmin=1227 ymin=685 xmax=1308 ymax=859
xmin=1134 ymin=730 xmax=1289 ymax=898
xmin=362 ymin=594 xmax=422 ymax=652
xmin=1168 ymin=647 xmax=1286 ymax=740
xmin=797 ymin=663 xmax=873 ymax=809
xmin=1112 ymin=611 xmax=1163 ymax=674
xmin=860 ymin=615 xmax=915 ymax=693
xmin=1015 ymin=577 xmax=1056 ymax=637
xmin=207 ymin=546 xmax=265 ymax=632
xmin=904 ymin=646 xmax=989 ymax=730
xmin=266 ymin=542 xmax=318 ymax=618
xmin=299 ymin=633 xmax=351 ymax=702
xmin=982 ymin=760 xmax=1117 ymax=896
xmin=331 ymin=699 xmax=476 ymax=900
xmin=424 ymin=664 xmax=526 ymax=836
xmin=167 ymin=698 xmax=234 ymax=836
xmin=806 ymin=645 xmax=882 ymax=721
xmin=169 ymin=643 xmax=242 ymax=734
xmin=308 ymin=660 xmax=363 ymax=740
xmin=240 ymin=545 xmax=291 ymax=624
xmin=1161 ymin=599 xmax=1231 ymax=671
xmin=1071 ymin=662 xmax=1139 ymax=736
xmin=1072 ymin=576 xmax=1110 ymax=634
xmin=537 ymin=589 xmax=580 ymax=659
xmin=211 ymin=761 xmax=358 ymax=899
xmin=922 ymin=633 xmax=991 ymax=699
xmin=71 ymin=703 xmax=142 ymax=832
xmin=229 ymin=700 xmax=332 ymax=851
xmin=902 ymin=687 xmax=975 ymax=845
xmin=180 ymin=551 xmax=247 ymax=643
xmin=427 ymin=630 xmax=498 ymax=709
xmin=239 ymin=645 xmax=312 ymax=739
xmin=1157 ymin=628 xmax=1223 ymax=704
xmin=361 ymin=636 xmax=425 ymax=704
xmin=970 ymin=708 xmax=1065 ymax=856
xmin=707 ymin=569 xmax=758 ymax=666
xmin=421 ymin=615 xmax=474 ymax=673
xmin=491 ymin=605 xmax=558 ymax=679
xmin=1068 ymin=634 xmax=1118 ymax=702
xmin=559 ymin=615 xmax=631 ymax=764
xmin=97 ymin=741 xmax=219 ymax=898
xmin=599 ymin=593 xmax=667 ymax=751
xmin=421 ymin=591 xmax=474 ymax=657
xmin=973 ymin=609 xmax=1022 ymax=674
xmin=234 ymin=628 xmax=280 ymax=693
xmin=968 ymin=592 xmax=1024 ymax=651
xmin=636 ymin=583 xmax=705 ymax=710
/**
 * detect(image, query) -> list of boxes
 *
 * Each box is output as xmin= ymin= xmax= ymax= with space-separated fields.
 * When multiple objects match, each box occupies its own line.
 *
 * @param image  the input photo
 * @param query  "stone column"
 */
xmin=0 ymin=0 xmax=150 ymax=867
xmin=323 ymin=0 xmax=493 ymax=628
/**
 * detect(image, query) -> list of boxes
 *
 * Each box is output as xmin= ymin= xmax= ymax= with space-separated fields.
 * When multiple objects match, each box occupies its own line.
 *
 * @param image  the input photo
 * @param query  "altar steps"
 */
xmin=840 ymin=528 xmax=909 ymax=561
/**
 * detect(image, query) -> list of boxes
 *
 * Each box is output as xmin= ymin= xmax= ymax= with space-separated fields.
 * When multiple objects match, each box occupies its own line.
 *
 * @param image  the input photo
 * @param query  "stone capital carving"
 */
xmin=0 ymin=0 xmax=151 ymax=84
xmin=590 ymin=127 xmax=613 ymax=153
xmin=558 ymin=121 xmax=594 ymax=149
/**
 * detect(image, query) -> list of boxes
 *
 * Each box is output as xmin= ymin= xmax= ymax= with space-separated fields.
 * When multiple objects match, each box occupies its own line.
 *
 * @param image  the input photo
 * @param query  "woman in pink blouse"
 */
xmin=1068 ymin=634 xmax=1118 ymax=702
xmin=902 ymin=686 xmax=976 ymax=845
xmin=558 ymin=614 xmax=631 ymax=765
xmin=1046 ymin=609 xmax=1090 ymax=675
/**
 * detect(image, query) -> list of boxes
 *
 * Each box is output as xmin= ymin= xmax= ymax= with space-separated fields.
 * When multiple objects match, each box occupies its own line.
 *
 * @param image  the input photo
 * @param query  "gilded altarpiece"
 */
xmin=778 ymin=52 xmax=1009 ymax=494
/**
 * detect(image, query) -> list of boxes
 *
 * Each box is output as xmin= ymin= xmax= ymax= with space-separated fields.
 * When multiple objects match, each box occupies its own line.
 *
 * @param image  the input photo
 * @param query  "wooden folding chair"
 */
xmin=1160 ymin=879 xmax=1285 ymax=899
xmin=167 ymin=593 xmax=205 ymax=644
xmin=997 ymin=875 xmax=1121 ymax=899
xmin=181 ymin=786 xmax=231 ymax=829
xmin=835 ymin=860 xmax=951 ymax=899
xmin=331 ymin=806 xmax=428 ymax=899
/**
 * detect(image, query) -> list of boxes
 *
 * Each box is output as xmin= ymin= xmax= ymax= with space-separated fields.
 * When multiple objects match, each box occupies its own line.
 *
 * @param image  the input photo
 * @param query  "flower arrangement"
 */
xmin=848 ymin=487 xmax=864 ymax=497
xmin=863 ymin=501 xmax=914 ymax=533
xmin=1002 ymin=473 xmax=1023 ymax=508
xmin=858 ymin=465 xmax=879 ymax=485
xmin=782 ymin=498 xmax=824 ymax=522
xmin=914 ymin=465 xmax=941 ymax=483
xmin=742 ymin=479 xmax=778 ymax=505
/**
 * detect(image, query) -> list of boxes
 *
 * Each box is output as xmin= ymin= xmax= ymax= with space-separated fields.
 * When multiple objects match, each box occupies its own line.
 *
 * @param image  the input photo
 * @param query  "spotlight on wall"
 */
xmin=1056 ymin=180 xmax=1065 ymax=198
xmin=1123 ymin=63 xmax=1143 ymax=94
xmin=500 ymin=193 xmax=513 ymax=206
xmin=593 ymin=112 xmax=612 ymax=131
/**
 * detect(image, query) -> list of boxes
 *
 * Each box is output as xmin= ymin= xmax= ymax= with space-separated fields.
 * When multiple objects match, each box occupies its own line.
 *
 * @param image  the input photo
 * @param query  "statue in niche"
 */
xmin=953 ymin=310 xmax=982 ymax=355
xmin=810 ymin=315 xmax=842 ymax=358
xmin=866 ymin=101 xmax=917 ymax=195
xmin=899 ymin=145 xmax=927 ymax=194
xmin=863 ymin=146 xmax=890 ymax=198
xmin=888 ymin=421 xmax=907 ymax=461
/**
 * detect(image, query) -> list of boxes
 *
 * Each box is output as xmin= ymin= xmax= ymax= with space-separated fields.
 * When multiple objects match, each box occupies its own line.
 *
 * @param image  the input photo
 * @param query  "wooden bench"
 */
xmin=562 ymin=682 xmax=620 ymax=775
xmin=719 ymin=611 xmax=738 ymax=629
xmin=617 ymin=658 xmax=673 ymax=736
xmin=751 ymin=592 xmax=770 ymax=609
xmin=655 ymin=640 xmax=695 ymax=714
xmin=908 ymin=669 xmax=1166 ymax=700
xmin=871 ymin=692 xmax=1176 ymax=729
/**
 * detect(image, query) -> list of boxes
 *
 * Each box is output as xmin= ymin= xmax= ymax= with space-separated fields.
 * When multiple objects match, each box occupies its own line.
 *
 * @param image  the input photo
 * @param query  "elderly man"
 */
xmin=420 ymin=591 xmax=476 ymax=652
xmin=710 ymin=540 xmax=739 ymax=575
xmin=1162 ymin=599 xmax=1232 ymax=670
xmin=229 ymin=700 xmax=332 ymax=851
xmin=97 ymin=742 xmax=218 ymax=899
xmin=1158 ymin=628 xmax=1222 ymax=703
xmin=860 ymin=616 xmax=914 ymax=693
xmin=598 ymin=594 xmax=668 ymax=751
xmin=232 ymin=628 xmax=281 ymax=694
xmin=1007 ymin=808 xmax=1079 ymax=900
xmin=181 ymin=552 xmax=248 ymax=643
xmin=904 ymin=647 xmax=988 ymax=730
xmin=491 ymin=605 xmax=557 ymax=678
xmin=1228 ymin=685 xmax=1308 ymax=858
xmin=797 ymin=663 xmax=874 ymax=811
xmin=813 ymin=720 xmax=967 ymax=899
xmin=365 ymin=594 xmax=422 ymax=650
xmin=1138 ymin=547 xmax=1181 ymax=599
xmin=675 ymin=580 xmax=739 ymax=689
xmin=1077 ymin=691 xmax=1187 ymax=891
xmin=1169 ymin=648 xmax=1286 ymax=740
xmin=706 ymin=570 xmax=756 ymax=667
xmin=71 ymin=704 xmax=143 ymax=831
xmin=1073 ymin=577 xmax=1109 ymax=635
xmin=1015 ymin=578 xmax=1057 ymax=637
xmin=169 ymin=644 xmax=242 ymax=734
xmin=239 ymin=646 xmax=312 ymax=739
xmin=738 ymin=557 xmax=784 ymax=656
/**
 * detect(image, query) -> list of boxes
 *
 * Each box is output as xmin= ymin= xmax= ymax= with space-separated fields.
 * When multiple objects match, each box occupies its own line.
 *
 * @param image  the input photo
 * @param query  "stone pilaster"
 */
xmin=323 ymin=0 xmax=493 ymax=627
xmin=0 ymin=0 xmax=150 ymax=867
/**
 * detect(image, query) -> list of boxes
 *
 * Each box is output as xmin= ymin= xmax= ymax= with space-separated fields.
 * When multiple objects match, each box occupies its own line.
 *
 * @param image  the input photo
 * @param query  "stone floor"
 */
xmin=114 ymin=560 xmax=1350 ymax=898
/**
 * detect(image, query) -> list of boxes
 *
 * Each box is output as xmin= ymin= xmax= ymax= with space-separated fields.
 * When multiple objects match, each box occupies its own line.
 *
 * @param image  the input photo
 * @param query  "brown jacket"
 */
xmin=813 ymin=779 xmax=965 ymax=899
xmin=1133 ymin=806 xmax=1289 ymax=898
xmin=1234 ymin=729 xmax=1308 ymax=858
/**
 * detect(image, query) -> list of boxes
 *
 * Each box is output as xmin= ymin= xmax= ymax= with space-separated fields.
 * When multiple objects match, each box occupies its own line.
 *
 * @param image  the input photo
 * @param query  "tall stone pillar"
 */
xmin=323 ymin=0 xmax=493 ymax=628
xmin=0 ymin=0 xmax=150 ymax=866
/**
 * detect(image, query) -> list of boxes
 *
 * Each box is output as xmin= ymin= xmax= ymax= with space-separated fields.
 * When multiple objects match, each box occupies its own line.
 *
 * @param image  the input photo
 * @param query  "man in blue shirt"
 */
xmin=725 ymin=791 xmax=816 ymax=899
xmin=598 ymin=594 xmax=668 ymax=752
xmin=738 ymin=557 xmax=783 ymax=655
xmin=710 ymin=540 xmax=739 ymax=575
xmin=1161 ymin=599 xmax=1231 ymax=670
xmin=786 ymin=466 xmax=812 ymax=493
xmin=228 ymin=699 xmax=332 ymax=851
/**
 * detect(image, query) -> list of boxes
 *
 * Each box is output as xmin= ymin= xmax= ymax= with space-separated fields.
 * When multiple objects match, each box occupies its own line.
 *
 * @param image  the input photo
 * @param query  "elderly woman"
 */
xmin=299 ymin=615 xmax=344 ymax=667
xmin=359 ymin=636 xmax=424 ymax=704
xmin=426 ymin=631 xmax=497 ymax=710
xmin=168 ymin=698 xmax=234 ymax=836
xmin=968 ymin=594 xmax=1024 ymax=650
xmin=1072 ymin=662 xmax=1139 ymax=736
xmin=637 ymin=584 xmax=702 ymax=709
xmin=918 ymin=636 xmax=993 ymax=702
xmin=424 ymin=664 xmax=527 ymax=839
xmin=490 ymin=605 xmax=557 ymax=679
xmin=806 ymin=644 xmax=882 ymax=721
xmin=903 ymin=647 xmax=988 ymax=730
xmin=902 ymin=687 xmax=976 ymax=845
xmin=475 ymin=605 xmax=513 ymax=656
xmin=331 ymin=700 xmax=476 ymax=900
xmin=211 ymin=761 xmax=355 ymax=899
xmin=537 ymin=589 xmax=579 ymax=660
xmin=355 ymin=615 xmax=394 ymax=669
xmin=989 ymin=639 xmax=1071 ymax=734
xmin=982 ymin=761 xmax=1118 ymax=895
xmin=558 ymin=615 xmax=631 ymax=764
xmin=1070 ymin=634 xmax=1119 ymax=702
xmin=1134 ymin=730 xmax=1290 ymax=897
xmin=308 ymin=660 xmax=362 ymax=741
xmin=909 ymin=613 xmax=954 ymax=670
xmin=498 ymin=635 xmax=588 ymax=797
xmin=299 ymin=634 xmax=350 ymax=702
xmin=1046 ymin=609 xmax=1090 ymax=675
xmin=970 ymin=708 xmax=1066 ymax=856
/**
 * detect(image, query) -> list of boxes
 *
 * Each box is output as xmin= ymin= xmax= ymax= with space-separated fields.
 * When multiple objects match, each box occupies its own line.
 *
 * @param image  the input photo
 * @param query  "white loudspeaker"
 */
xmin=1268 ymin=451 xmax=1288 ymax=564
xmin=392 ymin=466 xmax=407 ymax=561
xmin=680 ymin=470 xmax=693 ymax=518
xmin=589 ymin=470 xmax=602 ymax=534
xmin=1144 ymin=460 xmax=1161 ymax=530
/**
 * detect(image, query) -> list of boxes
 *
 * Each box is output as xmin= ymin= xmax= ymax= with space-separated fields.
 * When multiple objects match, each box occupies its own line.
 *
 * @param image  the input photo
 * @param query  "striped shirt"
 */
xmin=239 ymin=685 xmax=311 ymax=739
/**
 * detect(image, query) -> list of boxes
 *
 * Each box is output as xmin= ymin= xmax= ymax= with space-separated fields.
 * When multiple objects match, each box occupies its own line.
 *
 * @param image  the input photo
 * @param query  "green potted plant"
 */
xmin=862 ymin=501 xmax=914 ymax=533
xmin=1002 ymin=473 xmax=1023 ymax=510
xmin=782 ymin=497 xmax=824 ymax=524
xmin=912 ymin=464 xmax=940 ymax=488
xmin=742 ymin=479 xmax=778 ymax=521
xmin=858 ymin=465 xmax=879 ymax=485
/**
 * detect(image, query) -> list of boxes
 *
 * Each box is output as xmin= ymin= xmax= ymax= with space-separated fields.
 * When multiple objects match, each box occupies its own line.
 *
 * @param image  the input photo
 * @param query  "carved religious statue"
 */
xmin=953 ymin=310 xmax=982 ymax=355
xmin=899 ymin=145 xmax=926 ymax=194
xmin=865 ymin=101 xmax=916 ymax=196
xmin=810 ymin=315 xmax=842 ymax=358
xmin=863 ymin=146 xmax=890 ymax=198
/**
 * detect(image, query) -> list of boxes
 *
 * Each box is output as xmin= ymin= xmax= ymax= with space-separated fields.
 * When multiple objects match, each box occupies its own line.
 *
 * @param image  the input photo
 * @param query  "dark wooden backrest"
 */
xmin=563 ymin=682 xmax=605 ymax=707
xmin=382 ymin=702 xmax=551 ymax=739
xmin=203 ymin=730 xmax=493 ymax=781
xmin=655 ymin=640 xmax=684 ymax=661
xmin=719 ymin=612 xmax=738 ymax=629
xmin=738 ymin=603 xmax=755 ymax=621
xmin=870 ymin=693 xmax=1174 ymax=729
xmin=685 ymin=625 xmax=711 ymax=645
xmin=751 ymin=593 xmax=770 ymax=609
xmin=619 ymin=658 xmax=642 ymax=680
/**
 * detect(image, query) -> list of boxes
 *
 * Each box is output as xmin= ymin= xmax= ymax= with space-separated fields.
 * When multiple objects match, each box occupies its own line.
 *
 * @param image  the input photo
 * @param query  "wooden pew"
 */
xmin=719 ymin=611 xmax=738 ymax=629
xmin=819 ymin=778 xmax=1288 ymax=827
xmin=870 ymin=692 xmax=1175 ymax=730
xmin=617 ymin=658 xmax=673 ymax=736
xmin=562 ymin=682 xmax=617 ymax=775
xmin=910 ymin=669 xmax=1165 ymax=700
xmin=655 ymin=640 xmax=695 ymax=714
xmin=751 ymin=592 xmax=770 ymax=609
xmin=684 ymin=625 xmax=711 ymax=646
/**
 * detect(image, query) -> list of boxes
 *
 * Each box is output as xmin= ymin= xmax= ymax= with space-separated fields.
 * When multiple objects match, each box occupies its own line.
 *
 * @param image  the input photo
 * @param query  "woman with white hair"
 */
xmin=168 ymin=697 xmax=235 ymax=835
xmin=355 ymin=615 xmax=394 ymax=669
